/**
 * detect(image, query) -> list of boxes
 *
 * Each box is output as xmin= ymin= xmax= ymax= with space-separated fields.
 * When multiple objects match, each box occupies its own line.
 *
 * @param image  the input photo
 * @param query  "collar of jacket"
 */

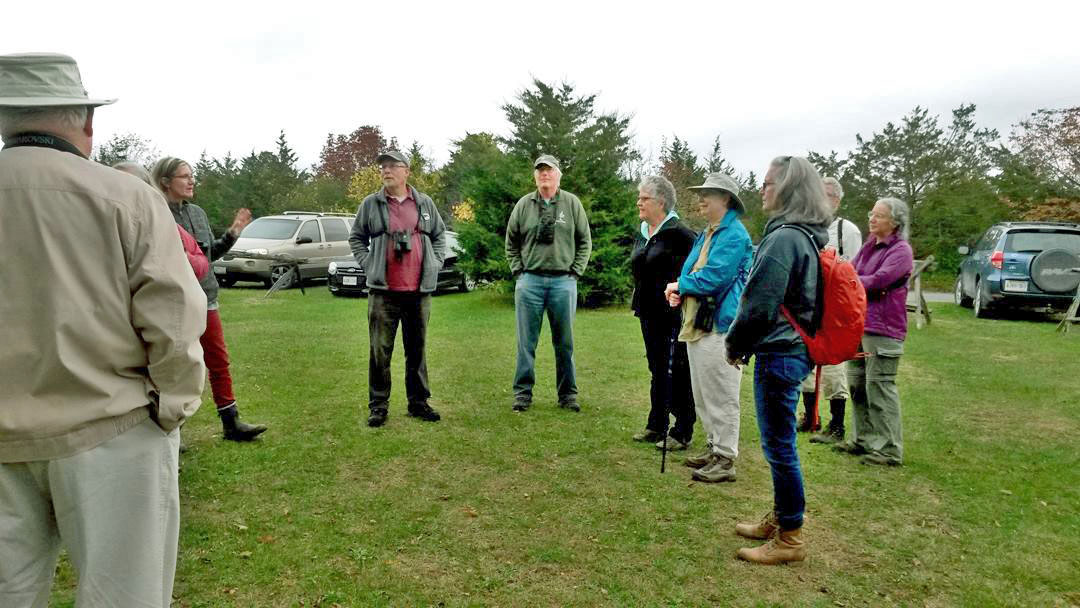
xmin=374 ymin=185 xmax=417 ymax=204
xmin=639 ymin=210 xmax=680 ymax=240
xmin=873 ymin=232 xmax=902 ymax=247
xmin=714 ymin=208 xmax=741 ymax=232
xmin=528 ymin=189 xmax=561 ymax=204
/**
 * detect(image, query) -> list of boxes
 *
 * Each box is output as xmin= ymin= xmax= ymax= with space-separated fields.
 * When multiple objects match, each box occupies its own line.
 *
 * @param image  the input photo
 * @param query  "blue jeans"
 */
xmin=754 ymin=352 xmax=812 ymax=530
xmin=513 ymin=273 xmax=578 ymax=403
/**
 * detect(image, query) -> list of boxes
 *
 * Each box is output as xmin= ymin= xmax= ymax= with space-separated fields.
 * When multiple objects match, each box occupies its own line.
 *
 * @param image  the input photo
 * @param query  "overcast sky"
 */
xmin=8 ymin=0 xmax=1080 ymax=180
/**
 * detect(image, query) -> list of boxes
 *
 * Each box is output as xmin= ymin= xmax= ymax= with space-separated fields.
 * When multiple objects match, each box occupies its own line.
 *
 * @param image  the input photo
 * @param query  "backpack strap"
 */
xmin=777 ymin=224 xmax=825 ymax=336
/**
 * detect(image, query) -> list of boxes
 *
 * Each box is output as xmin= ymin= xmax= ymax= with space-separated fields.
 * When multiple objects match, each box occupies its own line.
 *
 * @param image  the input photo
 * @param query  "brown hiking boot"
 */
xmin=684 ymin=447 xmax=713 ymax=469
xmin=736 ymin=528 xmax=806 ymax=565
xmin=735 ymin=511 xmax=779 ymax=540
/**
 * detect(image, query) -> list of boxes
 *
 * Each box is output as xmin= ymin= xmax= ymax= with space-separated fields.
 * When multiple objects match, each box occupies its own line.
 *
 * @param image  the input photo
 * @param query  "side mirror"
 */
xmin=957 ymin=245 xmax=970 ymax=255
xmin=296 ymin=236 xmax=313 ymax=245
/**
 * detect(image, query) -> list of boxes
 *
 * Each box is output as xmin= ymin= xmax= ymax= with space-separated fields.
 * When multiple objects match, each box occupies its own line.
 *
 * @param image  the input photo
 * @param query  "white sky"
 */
xmin=7 ymin=0 xmax=1080 ymax=179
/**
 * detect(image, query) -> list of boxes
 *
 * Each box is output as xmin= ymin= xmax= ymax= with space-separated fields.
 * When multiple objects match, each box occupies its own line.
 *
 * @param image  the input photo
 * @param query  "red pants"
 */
xmin=200 ymin=310 xmax=235 ymax=408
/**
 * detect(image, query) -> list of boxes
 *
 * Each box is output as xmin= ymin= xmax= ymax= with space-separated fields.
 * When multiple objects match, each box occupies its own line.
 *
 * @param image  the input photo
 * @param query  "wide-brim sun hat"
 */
xmin=687 ymin=172 xmax=745 ymax=213
xmin=0 ymin=53 xmax=116 ymax=107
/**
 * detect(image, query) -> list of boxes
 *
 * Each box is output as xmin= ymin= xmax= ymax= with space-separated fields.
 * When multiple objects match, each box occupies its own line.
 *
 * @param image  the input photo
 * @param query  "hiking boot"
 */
xmin=407 ymin=403 xmax=441 ymax=422
xmin=832 ymin=440 xmax=868 ymax=455
xmin=558 ymin=399 xmax=581 ymax=412
xmin=737 ymin=528 xmax=806 ymax=565
xmin=861 ymin=451 xmax=902 ymax=467
xmin=367 ymin=408 xmax=388 ymax=427
xmin=684 ymin=447 xmax=713 ymax=468
xmin=217 ymin=403 xmax=268 ymax=442
xmin=632 ymin=429 xmax=664 ymax=443
xmin=809 ymin=425 xmax=844 ymax=444
xmin=655 ymin=436 xmax=688 ymax=451
xmin=511 ymin=398 xmax=531 ymax=412
xmin=796 ymin=413 xmax=815 ymax=433
xmin=691 ymin=454 xmax=736 ymax=482
xmin=735 ymin=511 xmax=779 ymax=540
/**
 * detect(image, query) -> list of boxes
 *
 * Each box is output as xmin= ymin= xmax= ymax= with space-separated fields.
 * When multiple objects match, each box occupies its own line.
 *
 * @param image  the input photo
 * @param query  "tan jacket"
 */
xmin=0 ymin=145 xmax=207 ymax=463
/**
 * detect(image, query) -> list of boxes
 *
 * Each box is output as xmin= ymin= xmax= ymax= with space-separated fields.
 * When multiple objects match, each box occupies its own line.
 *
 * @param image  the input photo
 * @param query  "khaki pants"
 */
xmin=686 ymin=332 xmax=742 ymax=459
xmin=847 ymin=335 xmax=905 ymax=462
xmin=0 ymin=417 xmax=180 ymax=607
xmin=799 ymin=361 xmax=850 ymax=400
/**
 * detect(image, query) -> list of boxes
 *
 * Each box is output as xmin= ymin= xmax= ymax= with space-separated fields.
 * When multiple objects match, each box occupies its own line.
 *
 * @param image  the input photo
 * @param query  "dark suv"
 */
xmin=954 ymin=221 xmax=1080 ymax=317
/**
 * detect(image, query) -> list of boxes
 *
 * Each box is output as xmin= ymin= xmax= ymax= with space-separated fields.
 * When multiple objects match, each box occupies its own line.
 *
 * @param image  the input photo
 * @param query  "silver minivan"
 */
xmin=213 ymin=211 xmax=355 ymax=287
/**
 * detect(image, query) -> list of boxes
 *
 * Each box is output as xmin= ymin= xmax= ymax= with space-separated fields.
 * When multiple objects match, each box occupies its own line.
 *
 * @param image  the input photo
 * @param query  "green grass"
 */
xmin=51 ymin=286 xmax=1080 ymax=607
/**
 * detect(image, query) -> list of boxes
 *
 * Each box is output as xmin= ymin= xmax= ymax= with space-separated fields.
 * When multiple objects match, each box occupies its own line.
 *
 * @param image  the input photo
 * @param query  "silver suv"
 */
xmin=212 ymin=211 xmax=355 ymax=287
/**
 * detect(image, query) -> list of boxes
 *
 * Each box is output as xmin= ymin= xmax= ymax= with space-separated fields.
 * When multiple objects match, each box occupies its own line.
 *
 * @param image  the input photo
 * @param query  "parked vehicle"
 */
xmin=327 ymin=231 xmax=474 ymax=296
xmin=212 ymin=211 xmax=354 ymax=288
xmin=954 ymin=221 xmax=1080 ymax=317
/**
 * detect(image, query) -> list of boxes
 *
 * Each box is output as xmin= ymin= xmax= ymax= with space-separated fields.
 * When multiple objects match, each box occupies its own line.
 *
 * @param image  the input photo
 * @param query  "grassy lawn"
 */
xmin=51 ymin=285 xmax=1079 ymax=607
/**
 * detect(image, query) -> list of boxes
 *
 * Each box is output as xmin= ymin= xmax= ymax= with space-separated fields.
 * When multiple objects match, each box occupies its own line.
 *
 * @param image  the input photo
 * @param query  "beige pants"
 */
xmin=686 ymin=332 xmax=743 ymax=459
xmin=0 ymin=417 xmax=180 ymax=607
xmin=799 ymin=361 xmax=850 ymax=400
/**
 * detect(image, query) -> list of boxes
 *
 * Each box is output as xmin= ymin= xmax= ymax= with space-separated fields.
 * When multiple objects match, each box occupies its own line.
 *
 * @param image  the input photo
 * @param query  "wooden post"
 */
xmin=1055 ymin=268 xmax=1080 ymax=334
xmin=906 ymin=256 xmax=935 ymax=329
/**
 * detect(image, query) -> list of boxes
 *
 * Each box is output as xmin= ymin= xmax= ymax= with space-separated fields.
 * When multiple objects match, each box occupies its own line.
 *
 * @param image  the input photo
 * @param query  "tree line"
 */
xmin=94 ymin=81 xmax=1080 ymax=306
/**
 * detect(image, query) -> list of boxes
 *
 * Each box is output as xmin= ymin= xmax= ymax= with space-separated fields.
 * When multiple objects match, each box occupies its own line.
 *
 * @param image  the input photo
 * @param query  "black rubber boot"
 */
xmin=217 ymin=403 xmax=268 ymax=442
xmin=828 ymin=398 xmax=846 ymax=437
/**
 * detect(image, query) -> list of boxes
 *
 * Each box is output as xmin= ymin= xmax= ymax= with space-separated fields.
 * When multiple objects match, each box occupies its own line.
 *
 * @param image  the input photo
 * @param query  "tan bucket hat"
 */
xmin=687 ymin=172 xmax=745 ymax=213
xmin=0 ymin=53 xmax=116 ymax=107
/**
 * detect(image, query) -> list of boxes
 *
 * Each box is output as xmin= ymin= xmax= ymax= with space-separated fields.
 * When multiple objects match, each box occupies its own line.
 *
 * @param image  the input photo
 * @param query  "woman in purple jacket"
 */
xmin=834 ymin=197 xmax=914 ymax=466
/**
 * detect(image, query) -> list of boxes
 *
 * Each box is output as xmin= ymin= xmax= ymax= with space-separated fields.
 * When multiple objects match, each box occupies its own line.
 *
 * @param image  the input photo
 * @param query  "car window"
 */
xmin=320 ymin=218 xmax=350 ymax=242
xmin=241 ymin=218 xmax=300 ymax=239
xmin=1005 ymin=230 xmax=1080 ymax=254
xmin=298 ymin=220 xmax=321 ymax=243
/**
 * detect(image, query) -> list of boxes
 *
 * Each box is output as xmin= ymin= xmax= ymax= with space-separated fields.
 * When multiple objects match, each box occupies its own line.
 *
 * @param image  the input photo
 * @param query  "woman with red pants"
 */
xmin=152 ymin=157 xmax=268 ymax=442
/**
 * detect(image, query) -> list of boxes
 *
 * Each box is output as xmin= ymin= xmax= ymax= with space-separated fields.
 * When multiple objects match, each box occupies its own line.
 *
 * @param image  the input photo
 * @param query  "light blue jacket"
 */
xmin=677 ymin=209 xmax=753 ymax=333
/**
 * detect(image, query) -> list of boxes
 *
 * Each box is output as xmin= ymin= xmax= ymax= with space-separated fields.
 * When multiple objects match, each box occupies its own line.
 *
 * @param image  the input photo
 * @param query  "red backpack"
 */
xmin=778 ymin=225 xmax=867 ymax=366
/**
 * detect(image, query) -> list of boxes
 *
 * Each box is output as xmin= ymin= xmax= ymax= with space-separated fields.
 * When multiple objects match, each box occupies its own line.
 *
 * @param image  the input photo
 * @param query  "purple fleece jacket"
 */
xmin=851 ymin=233 xmax=914 ymax=341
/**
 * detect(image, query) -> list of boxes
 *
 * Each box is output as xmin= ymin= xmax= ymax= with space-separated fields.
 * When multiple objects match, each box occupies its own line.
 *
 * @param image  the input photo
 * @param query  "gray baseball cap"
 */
xmin=533 ymin=154 xmax=561 ymax=171
xmin=688 ymin=172 xmax=745 ymax=213
xmin=0 ymin=53 xmax=116 ymax=107
xmin=376 ymin=150 xmax=409 ymax=166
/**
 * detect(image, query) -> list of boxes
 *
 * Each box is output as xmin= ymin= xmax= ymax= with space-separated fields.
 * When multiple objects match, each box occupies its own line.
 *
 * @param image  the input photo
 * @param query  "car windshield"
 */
xmin=241 ymin=218 xmax=300 ymax=240
xmin=1004 ymin=230 xmax=1080 ymax=254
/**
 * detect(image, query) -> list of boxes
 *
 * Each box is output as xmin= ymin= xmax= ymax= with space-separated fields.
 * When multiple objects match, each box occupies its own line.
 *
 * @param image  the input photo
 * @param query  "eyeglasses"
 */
xmin=171 ymin=174 xmax=195 ymax=182
xmin=379 ymin=163 xmax=407 ymax=171
xmin=868 ymin=211 xmax=892 ymax=220
xmin=637 ymin=195 xmax=655 ymax=202
xmin=759 ymin=181 xmax=776 ymax=191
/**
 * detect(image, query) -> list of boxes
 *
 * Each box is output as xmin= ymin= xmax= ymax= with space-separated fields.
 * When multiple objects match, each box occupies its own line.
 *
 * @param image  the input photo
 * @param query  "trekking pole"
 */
xmin=660 ymin=322 xmax=680 ymax=474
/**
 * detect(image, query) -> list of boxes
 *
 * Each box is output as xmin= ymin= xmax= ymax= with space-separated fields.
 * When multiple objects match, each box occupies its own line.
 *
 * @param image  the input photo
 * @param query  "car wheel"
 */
xmin=973 ymin=278 xmax=992 ymax=318
xmin=459 ymin=274 xmax=476 ymax=292
xmin=217 ymin=277 xmax=236 ymax=288
xmin=269 ymin=265 xmax=297 ymax=289
xmin=954 ymin=275 xmax=972 ymax=307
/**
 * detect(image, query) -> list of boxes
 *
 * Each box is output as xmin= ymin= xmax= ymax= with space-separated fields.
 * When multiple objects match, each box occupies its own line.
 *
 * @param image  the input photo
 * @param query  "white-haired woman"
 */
xmin=151 ymin=157 xmax=267 ymax=442
xmin=833 ymin=197 xmax=914 ymax=466
xmin=725 ymin=156 xmax=832 ymax=565
xmin=630 ymin=175 xmax=697 ymax=449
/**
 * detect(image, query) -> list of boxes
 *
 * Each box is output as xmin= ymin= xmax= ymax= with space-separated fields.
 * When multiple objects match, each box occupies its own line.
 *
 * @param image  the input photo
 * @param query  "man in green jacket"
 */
xmin=505 ymin=154 xmax=592 ymax=412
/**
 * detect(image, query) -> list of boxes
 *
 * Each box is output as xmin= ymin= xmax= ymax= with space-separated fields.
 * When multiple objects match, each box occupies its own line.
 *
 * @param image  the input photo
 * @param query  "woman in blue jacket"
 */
xmin=664 ymin=173 xmax=753 ymax=483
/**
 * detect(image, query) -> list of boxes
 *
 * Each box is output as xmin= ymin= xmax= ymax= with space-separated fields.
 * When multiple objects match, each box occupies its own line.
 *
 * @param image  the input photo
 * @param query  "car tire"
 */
xmin=973 ymin=278 xmax=992 ymax=319
xmin=1030 ymin=248 xmax=1080 ymax=294
xmin=459 ymin=274 xmax=476 ymax=292
xmin=954 ymin=275 xmax=973 ymax=308
xmin=217 ymin=277 xmax=236 ymax=288
xmin=268 ymin=265 xmax=298 ymax=289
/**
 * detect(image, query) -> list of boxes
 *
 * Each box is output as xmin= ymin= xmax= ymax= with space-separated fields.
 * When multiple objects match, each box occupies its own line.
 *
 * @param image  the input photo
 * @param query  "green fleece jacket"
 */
xmin=505 ymin=189 xmax=592 ymax=276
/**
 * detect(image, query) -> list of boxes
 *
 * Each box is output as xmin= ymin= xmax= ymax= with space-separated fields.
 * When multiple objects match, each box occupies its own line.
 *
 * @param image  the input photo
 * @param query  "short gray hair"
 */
xmin=0 ymin=105 xmax=89 ymax=140
xmin=768 ymin=156 xmax=833 ymax=225
xmin=822 ymin=176 xmax=844 ymax=200
xmin=876 ymin=197 xmax=910 ymax=240
xmin=638 ymin=175 xmax=677 ymax=213
xmin=113 ymin=161 xmax=153 ymax=185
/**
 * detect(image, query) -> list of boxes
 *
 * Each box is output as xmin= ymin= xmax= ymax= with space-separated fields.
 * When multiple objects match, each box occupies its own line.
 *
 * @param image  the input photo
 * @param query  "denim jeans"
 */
xmin=513 ymin=273 xmax=577 ymax=403
xmin=754 ymin=352 xmax=812 ymax=530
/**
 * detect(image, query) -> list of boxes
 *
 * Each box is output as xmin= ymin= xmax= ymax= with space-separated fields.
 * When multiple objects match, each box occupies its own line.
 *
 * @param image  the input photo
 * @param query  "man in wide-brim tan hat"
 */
xmin=0 ymin=53 xmax=206 ymax=605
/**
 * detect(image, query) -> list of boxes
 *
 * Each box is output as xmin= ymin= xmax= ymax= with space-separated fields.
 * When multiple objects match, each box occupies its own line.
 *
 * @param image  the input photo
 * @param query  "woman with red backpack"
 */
xmin=725 ymin=156 xmax=833 ymax=565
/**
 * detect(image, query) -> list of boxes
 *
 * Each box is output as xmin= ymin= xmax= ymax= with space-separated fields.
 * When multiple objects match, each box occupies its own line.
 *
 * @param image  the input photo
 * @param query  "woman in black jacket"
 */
xmin=725 ymin=156 xmax=833 ymax=565
xmin=629 ymin=175 xmax=696 ymax=449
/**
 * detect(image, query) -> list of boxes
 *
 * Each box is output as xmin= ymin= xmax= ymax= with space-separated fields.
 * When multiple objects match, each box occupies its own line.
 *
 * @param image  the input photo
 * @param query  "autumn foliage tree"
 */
xmin=316 ymin=125 xmax=392 ymax=183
